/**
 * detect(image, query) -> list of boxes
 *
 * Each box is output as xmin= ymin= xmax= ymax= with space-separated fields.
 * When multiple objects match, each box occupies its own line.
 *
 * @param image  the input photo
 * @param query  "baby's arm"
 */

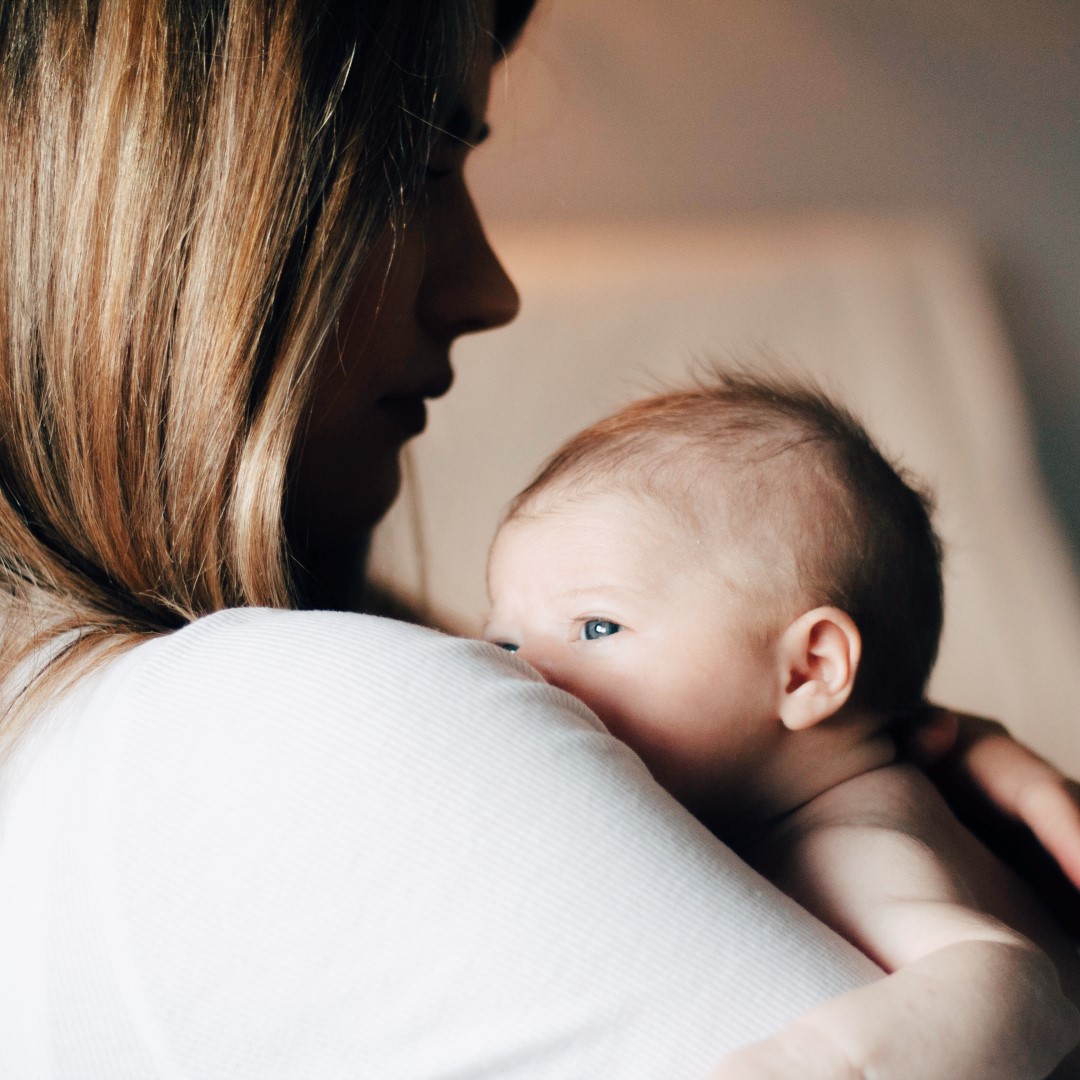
xmin=714 ymin=765 xmax=1080 ymax=1080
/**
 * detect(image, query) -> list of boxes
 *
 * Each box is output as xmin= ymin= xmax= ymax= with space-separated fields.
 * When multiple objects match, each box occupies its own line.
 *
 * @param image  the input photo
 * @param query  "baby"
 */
xmin=483 ymin=373 xmax=1080 ymax=1079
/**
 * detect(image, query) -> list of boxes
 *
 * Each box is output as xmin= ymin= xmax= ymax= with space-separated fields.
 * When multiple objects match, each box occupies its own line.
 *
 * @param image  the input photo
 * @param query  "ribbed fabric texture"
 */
xmin=0 ymin=608 xmax=878 ymax=1078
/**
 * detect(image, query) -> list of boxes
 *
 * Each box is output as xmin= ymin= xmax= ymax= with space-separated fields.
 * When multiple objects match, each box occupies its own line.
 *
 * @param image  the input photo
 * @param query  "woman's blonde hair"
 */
xmin=0 ymin=0 xmax=522 ymax=746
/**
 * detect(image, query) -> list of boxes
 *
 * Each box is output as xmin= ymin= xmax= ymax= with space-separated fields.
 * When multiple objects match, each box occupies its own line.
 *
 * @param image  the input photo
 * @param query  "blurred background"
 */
xmin=372 ymin=0 xmax=1080 ymax=770
xmin=474 ymin=0 xmax=1080 ymax=557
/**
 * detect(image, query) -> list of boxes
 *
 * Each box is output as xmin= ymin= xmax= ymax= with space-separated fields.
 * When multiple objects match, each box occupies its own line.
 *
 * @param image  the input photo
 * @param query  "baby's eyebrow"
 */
xmin=559 ymin=583 xmax=641 ymax=601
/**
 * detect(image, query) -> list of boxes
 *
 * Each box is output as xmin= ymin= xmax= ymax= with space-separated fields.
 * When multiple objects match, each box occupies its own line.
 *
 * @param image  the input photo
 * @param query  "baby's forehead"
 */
xmin=530 ymin=465 xmax=756 ymax=537
xmin=504 ymin=472 xmax=797 ymax=586
xmin=492 ymin=493 xmax=695 ymax=599
xmin=494 ymin=483 xmax=758 ymax=600
xmin=505 ymin=482 xmax=692 ymax=544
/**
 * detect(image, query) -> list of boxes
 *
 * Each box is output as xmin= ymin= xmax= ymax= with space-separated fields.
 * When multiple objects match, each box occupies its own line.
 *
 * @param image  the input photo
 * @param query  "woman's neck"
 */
xmin=292 ymin=535 xmax=371 ymax=612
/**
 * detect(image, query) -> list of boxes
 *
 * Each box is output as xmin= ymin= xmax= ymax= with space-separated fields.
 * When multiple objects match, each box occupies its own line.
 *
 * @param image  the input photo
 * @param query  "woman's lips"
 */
xmin=377 ymin=368 xmax=453 ymax=438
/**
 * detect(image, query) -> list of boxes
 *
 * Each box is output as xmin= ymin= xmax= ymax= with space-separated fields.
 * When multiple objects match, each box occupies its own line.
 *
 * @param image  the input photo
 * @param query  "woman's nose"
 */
xmin=419 ymin=184 xmax=520 ymax=340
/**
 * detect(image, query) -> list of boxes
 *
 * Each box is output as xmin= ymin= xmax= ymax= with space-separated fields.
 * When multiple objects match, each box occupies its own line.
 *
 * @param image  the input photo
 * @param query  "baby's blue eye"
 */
xmin=497 ymin=642 xmax=519 ymax=653
xmin=581 ymin=619 xmax=621 ymax=641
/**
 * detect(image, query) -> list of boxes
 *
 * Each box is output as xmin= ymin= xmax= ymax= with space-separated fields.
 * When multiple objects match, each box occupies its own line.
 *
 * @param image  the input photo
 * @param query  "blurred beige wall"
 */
xmin=470 ymin=0 xmax=1080 ymax=564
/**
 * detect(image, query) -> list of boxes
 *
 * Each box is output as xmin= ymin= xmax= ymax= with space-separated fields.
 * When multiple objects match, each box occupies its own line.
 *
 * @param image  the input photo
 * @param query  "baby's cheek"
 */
xmin=547 ymin=668 xmax=642 ymax=738
xmin=584 ymin=686 xmax=688 ymax=769
xmin=549 ymin=670 xmax=622 ymax=724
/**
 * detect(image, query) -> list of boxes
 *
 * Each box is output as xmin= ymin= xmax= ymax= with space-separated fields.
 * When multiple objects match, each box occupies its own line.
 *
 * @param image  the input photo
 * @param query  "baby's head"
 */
xmin=484 ymin=372 xmax=944 ymax=825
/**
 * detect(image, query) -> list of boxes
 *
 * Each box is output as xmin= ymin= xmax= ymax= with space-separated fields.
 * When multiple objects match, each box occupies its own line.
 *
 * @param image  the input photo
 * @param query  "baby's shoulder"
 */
xmin=763 ymin=764 xmax=955 ymax=867
xmin=812 ymin=762 xmax=947 ymax=832
xmin=747 ymin=764 xmax=970 ymax=906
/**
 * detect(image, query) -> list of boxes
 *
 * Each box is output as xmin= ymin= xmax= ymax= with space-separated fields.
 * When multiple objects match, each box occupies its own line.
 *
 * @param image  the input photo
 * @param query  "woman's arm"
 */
xmin=907 ymin=707 xmax=1080 ymax=934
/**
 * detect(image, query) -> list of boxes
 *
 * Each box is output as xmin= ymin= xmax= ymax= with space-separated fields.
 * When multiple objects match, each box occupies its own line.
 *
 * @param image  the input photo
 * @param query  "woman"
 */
xmin=0 ymin=1 xmax=1075 ymax=1076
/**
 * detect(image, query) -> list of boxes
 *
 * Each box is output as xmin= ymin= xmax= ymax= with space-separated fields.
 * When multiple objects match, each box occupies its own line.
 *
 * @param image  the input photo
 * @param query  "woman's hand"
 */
xmin=904 ymin=707 xmax=1080 ymax=933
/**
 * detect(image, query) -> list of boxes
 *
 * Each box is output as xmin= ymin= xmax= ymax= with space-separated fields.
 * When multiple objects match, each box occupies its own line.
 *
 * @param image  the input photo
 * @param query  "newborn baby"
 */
xmin=483 ymin=373 xmax=1080 ymax=1079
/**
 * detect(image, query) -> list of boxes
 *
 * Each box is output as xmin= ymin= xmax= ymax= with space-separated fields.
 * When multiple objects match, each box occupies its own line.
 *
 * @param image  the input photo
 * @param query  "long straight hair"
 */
xmin=0 ymin=0 xmax=529 ymax=747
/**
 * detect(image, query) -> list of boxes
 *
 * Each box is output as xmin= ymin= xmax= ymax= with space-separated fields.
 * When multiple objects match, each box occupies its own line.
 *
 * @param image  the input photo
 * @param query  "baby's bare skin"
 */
xmin=728 ymin=762 xmax=1080 ymax=1079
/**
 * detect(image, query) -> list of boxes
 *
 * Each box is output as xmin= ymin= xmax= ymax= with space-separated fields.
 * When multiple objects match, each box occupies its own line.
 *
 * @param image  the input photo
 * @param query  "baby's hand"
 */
xmin=709 ymin=1023 xmax=859 ymax=1080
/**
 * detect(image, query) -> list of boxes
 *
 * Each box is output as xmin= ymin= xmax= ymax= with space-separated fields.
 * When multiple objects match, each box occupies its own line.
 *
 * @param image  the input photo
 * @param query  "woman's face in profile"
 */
xmin=287 ymin=4 xmax=519 ymax=591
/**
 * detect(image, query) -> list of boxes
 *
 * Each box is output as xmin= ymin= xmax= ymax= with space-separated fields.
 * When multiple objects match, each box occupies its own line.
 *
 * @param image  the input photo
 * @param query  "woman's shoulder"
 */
xmin=93 ymin=606 xmax=607 ymax=783
xmin=139 ymin=605 xmax=516 ymax=679
xmin=1 ymin=609 xmax=879 ymax=1079
xmin=117 ymin=606 xmax=594 ymax=726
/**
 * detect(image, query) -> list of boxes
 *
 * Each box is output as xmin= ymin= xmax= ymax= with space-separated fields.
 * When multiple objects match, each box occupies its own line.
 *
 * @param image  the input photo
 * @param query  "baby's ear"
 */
xmin=776 ymin=607 xmax=861 ymax=732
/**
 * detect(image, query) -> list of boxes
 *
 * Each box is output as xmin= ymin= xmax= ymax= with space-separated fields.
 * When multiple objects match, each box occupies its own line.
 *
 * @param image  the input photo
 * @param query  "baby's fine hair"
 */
xmin=507 ymin=371 xmax=944 ymax=715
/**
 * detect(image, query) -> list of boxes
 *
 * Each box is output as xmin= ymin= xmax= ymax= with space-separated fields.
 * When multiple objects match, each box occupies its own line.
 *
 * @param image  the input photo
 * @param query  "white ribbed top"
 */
xmin=0 ymin=608 xmax=877 ymax=1078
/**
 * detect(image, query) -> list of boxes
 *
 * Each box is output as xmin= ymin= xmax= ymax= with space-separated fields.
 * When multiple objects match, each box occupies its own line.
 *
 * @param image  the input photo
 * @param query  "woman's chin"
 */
xmin=356 ymin=451 xmax=404 ymax=526
xmin=286 ymin=452 xmax=403 ymax=598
